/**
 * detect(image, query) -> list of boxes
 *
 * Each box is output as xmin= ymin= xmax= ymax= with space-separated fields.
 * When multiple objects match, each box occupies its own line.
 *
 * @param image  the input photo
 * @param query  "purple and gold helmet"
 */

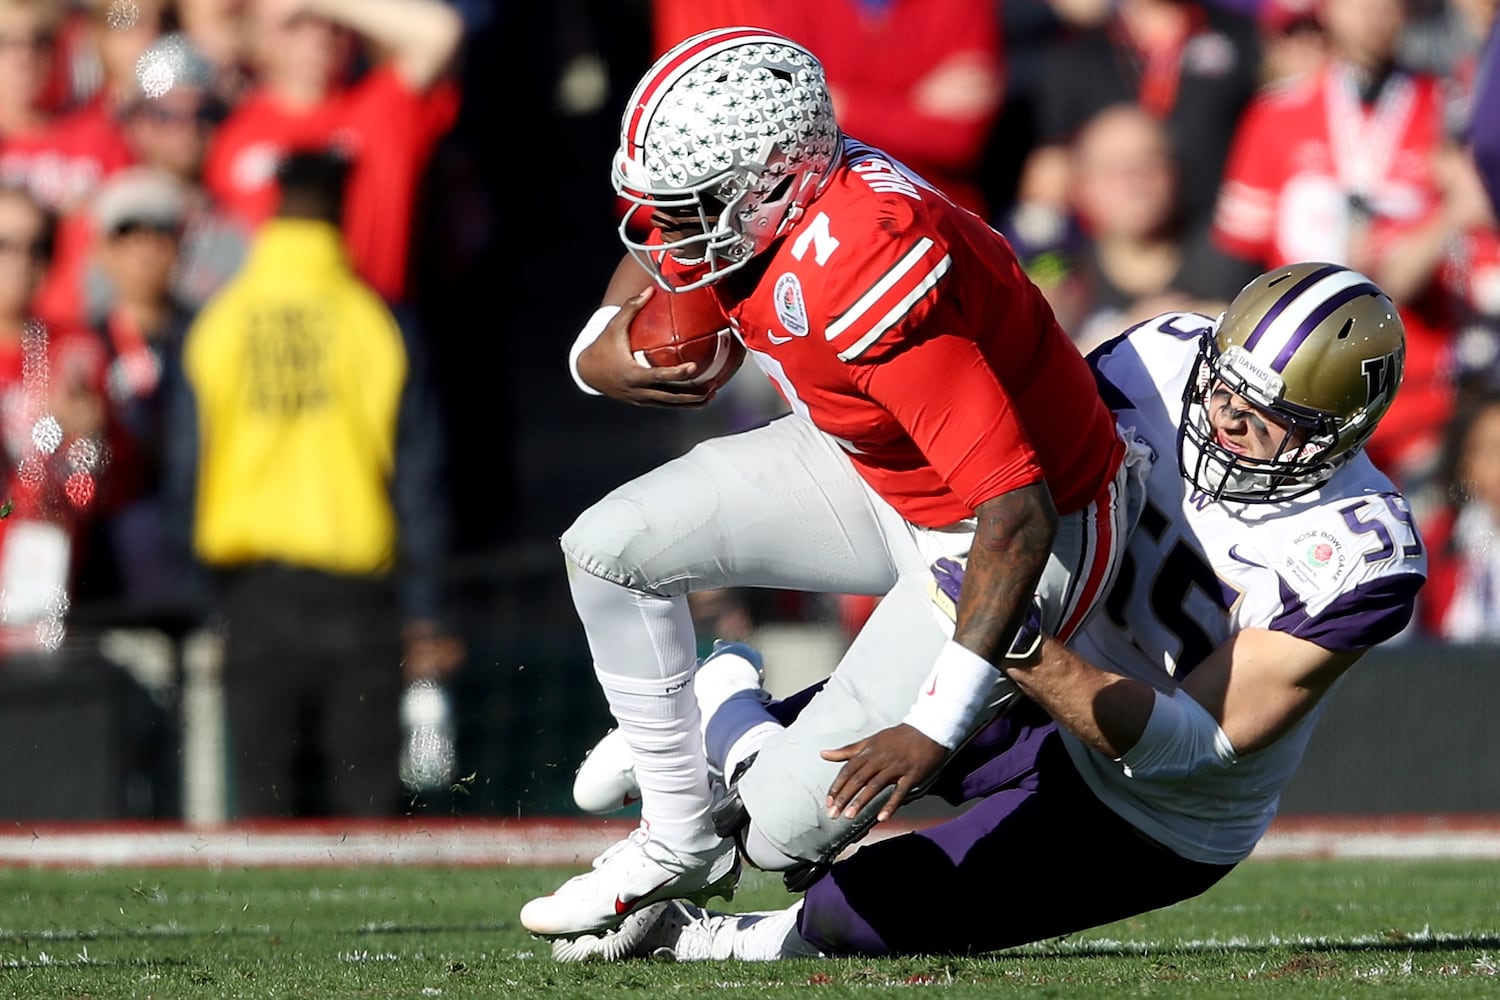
xmin=1179 ymin=262 xmax=1406 ymax=503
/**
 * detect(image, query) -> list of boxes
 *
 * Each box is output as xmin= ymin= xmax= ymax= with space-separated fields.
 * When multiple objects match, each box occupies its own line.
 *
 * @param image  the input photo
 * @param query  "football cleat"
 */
xmin=519 ymin=825 xmax=740 ymax=938
xmin=551 ymin=900 xmax=714 ymax=963
xmin=693 ymin=639 xmax=770 ymax=722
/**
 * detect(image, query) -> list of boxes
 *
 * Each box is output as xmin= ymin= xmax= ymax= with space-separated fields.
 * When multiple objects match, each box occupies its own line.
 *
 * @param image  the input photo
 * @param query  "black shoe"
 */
xmin=710 ymin=752 xmax=757 ymax=840
xmin=782 ymin=858 xmax=830 ymax=893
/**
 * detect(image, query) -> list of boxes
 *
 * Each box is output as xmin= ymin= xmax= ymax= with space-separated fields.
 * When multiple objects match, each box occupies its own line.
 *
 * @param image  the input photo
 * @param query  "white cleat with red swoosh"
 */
xmin=519 ymin=825 xmax=739 ymax=938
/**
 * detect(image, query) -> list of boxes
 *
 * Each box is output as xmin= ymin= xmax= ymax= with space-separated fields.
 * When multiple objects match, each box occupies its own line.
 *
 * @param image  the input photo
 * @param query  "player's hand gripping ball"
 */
xmin=628 ymin=287 xmax=745 ymax=393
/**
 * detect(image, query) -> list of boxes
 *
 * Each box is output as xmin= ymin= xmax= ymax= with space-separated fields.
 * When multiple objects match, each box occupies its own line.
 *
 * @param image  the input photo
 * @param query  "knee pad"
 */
xmin=559 ymin=494 xmax=654 ymax=591
xmin=735 ymin=728 xmax=894 ymax=869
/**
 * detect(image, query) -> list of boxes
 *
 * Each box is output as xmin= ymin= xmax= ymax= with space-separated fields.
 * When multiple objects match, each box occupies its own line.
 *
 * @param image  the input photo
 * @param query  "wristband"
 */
xmin=568 ymin=305 xmax=621 ymax=396
xmin=1117 ymin=687 xmax=1238 ymax=781
xmin=902 ymin=640 xmax=1000 ymax=750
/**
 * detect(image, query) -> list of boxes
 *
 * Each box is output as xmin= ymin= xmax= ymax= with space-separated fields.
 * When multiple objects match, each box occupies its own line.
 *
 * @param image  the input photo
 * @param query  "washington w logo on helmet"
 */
xmin=1361 ymin=352 xmax=1400 ymax=407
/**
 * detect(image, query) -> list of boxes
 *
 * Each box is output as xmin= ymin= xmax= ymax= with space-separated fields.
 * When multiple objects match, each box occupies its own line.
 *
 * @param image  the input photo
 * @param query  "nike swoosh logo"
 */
xmin=766 ymin=330 xmax=794 ymax=345
xmin=925 ymin=680 xmax=937 ymax=696
xmin=615 ymin=875 xmax=674 ymax=915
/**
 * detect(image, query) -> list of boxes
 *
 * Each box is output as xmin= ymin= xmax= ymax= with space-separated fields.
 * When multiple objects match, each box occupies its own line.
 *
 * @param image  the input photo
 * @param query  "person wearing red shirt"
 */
xmin=522 ymin=27 xmax=1148 ymax=940
xmin=31 ymin=0 xmax=171 ymax=330
xmin=0 ymin=183 xmax=120 ymax=652
xmin=1212 ymin=0 xmax=1451 ymax=486
xmin=757 ymin=0 xmax=1004 ymax=221
xmin=202 ymin=0 xmax=462 ymax=306
xmin=0 ymin=0 xmax=134 ymax=330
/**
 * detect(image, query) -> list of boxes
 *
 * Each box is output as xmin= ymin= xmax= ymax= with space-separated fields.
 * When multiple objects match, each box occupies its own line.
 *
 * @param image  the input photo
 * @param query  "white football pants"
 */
xmin=560 ymin=413 xmax=1150 ymax=856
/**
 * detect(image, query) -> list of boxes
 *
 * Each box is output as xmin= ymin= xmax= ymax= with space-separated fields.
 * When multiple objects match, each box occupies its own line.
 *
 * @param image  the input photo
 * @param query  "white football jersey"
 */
xmin=1061 ymin=313 xmax=1428 ymax=864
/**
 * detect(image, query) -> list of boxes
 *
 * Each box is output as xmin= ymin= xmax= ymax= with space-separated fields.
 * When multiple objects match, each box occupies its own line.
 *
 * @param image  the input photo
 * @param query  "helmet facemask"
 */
xmin=1178 ymin=335 xmax=1344 ymax=504
xmin=614 ymin=145 xmax=777 ymax=284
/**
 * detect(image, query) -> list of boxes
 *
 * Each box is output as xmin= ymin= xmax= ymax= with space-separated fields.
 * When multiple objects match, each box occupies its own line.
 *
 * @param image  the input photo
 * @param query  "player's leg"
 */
xmin=731 ymin=435 xmax=1146 ymax=874
xmin=574 ymin=452 xmax=1142 ymax=874
xmin=525 ymin=415 xmax=907 ymax=937
xmin=732 ymin=572 xmax=972 ymax=868
xmin=553 ymin=725 xmax=1233 ymax=963
xmin=796 ymin=732 xmax=1236 ymax=956
xmin=572 ymin=639 xmax=774 ymax=816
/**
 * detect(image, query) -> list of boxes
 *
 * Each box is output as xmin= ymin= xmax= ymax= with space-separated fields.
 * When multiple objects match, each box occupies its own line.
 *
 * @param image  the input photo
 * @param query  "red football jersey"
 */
xmin=703 ymin=139 xmax=1123 ymax=527
xmin=0 ymin=101 xmax=135 ymax=329
xmin=1214 ymin=65 xmax=1445 ymax=267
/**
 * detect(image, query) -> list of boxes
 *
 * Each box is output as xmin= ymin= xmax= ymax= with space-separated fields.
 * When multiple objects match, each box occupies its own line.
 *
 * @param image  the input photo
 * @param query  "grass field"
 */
xmin=0 ymin=854 xmax=1497 ymax=1000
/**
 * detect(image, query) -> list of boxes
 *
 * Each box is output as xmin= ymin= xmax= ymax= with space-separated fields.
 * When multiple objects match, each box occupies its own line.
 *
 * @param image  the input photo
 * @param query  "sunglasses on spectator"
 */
xmin=0 ymin=235 xmax=49 ymax=261
xmin=0 ymin=32 xmax=54 ymax=52
xmin=134 ymin=103 xmax=224 ymax=127
xmin=109 ymin=219 xmax=181 ymax=239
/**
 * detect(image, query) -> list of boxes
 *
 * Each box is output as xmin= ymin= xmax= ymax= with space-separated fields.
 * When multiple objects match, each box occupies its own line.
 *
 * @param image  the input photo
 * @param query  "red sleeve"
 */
xmin=349 ymin=64 xmax=460 ymax=154
xmin=815 ymin=200 xmax=951 ymax=364
xmin=852 ymin=332 xmax=1043 ymax=510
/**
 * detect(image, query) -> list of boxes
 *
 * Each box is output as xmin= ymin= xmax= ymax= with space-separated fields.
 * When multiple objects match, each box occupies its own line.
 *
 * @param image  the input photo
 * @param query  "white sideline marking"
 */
xmin=0 ymin=818 xmax=1496 ymax=868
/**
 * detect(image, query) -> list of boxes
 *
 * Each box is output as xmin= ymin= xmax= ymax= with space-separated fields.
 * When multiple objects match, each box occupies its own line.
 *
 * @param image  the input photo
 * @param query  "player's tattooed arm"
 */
xmin=953 ymin=482 xmax=1057 ymax=661
xmin=823 ymin=482 xmax=1057 ymax=822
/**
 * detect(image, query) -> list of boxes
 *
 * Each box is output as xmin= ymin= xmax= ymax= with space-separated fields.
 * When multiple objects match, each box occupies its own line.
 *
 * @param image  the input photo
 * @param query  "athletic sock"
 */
xmin=693 ymin=647 xmax=782 ymax=778
xmin=716 ymin=901 xmax=822 ymax=960
xmin=569 ymin=567 xmax=719 ymax=852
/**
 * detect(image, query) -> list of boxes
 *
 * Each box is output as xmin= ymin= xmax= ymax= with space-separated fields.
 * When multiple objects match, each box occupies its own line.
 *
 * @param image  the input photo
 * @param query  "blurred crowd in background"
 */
xmin=0 ymin=0 xmax=1497 ymax=820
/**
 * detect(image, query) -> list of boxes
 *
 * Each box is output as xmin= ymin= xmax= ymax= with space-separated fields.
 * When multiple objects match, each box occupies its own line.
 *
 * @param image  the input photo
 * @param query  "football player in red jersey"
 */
xmin=524 ymin=27 xmax=1149 ymax=940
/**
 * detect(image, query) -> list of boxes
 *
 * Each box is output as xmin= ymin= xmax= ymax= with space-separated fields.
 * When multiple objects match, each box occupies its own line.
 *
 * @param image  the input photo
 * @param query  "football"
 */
xmin=628 ymin=286 xmax=746 ymax=392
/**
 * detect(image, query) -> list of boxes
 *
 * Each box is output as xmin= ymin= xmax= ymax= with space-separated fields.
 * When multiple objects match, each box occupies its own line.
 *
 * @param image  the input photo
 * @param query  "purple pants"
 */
xmin=789 ymin=700 xmax=1236 ymax=956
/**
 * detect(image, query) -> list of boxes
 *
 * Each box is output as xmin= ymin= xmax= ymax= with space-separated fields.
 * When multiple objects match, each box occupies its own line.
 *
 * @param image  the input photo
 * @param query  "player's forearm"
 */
xmin=603 ymin=253 xmax=653 ymax=306
xmin=901 ymin=485 xmax=1054 ymax=750
xmin=1005 ymin=636 xmax=1156 ymax=758
xmin=952 ymin=482 xmax=1057 ymax=661
xmin=306 ymin=0 xmax=462 ymax=90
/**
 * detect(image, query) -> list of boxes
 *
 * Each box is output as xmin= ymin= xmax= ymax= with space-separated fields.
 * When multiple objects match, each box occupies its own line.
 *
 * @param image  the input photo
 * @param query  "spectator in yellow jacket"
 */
xmin=166 ymin=150 xmax=463 ymax=818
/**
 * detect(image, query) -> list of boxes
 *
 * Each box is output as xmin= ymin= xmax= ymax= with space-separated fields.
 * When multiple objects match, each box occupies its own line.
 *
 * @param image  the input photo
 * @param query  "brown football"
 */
xmin=628 ymin=286 xmax=746 ymax=391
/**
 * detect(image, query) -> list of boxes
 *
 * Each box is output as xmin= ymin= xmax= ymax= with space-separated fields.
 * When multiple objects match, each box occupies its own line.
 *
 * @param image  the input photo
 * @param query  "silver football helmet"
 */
xmin=1180 ymin=262 xmax=1406 ymax=503
xmin=613 ymin=27 xmax=840 ymax=291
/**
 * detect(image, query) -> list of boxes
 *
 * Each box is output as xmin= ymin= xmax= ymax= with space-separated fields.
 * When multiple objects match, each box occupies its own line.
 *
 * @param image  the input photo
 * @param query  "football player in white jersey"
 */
xmin=550 ymin=261 xmax=1429 ymax=962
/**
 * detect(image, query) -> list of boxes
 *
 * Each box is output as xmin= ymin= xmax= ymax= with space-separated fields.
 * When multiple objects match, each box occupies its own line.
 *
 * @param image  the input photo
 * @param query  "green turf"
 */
xmin=0 ymin=859 xmax=1495 ymax=999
